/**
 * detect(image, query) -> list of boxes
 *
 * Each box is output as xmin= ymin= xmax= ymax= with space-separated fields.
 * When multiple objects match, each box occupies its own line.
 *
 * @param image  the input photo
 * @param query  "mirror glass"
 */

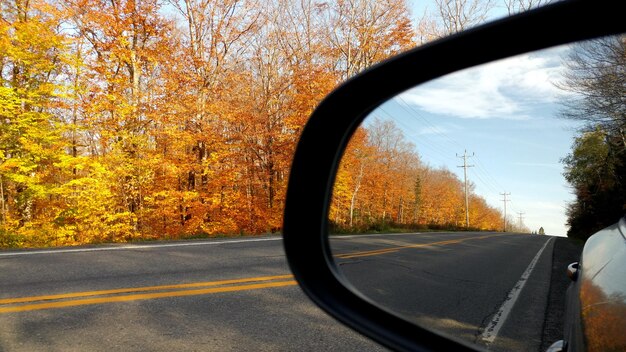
xmin=329 ymin=34 xmax=625 ymax=351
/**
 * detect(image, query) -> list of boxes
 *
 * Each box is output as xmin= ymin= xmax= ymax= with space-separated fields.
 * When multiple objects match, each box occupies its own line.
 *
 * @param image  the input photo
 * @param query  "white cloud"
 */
xmin=398 ymin=46 xmax=570 ymax=120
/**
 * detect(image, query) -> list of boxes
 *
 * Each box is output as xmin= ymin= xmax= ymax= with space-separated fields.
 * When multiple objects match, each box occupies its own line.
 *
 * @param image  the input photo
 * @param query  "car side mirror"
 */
xmin=568 ymin=262 xmax=579 ymax=282
xmin=282 ymin=1 xmax=625 ymax=351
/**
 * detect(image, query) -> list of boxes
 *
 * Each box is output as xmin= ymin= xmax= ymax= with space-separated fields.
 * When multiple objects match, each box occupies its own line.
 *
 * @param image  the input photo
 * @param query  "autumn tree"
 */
xmin=1 ymin=0 xmax=442 ymax=247
xmin=365 ymin=118 xmax=420 ymax=225
xmin=562 ymin=130 xmax=625 ymax=240
xmin=272 ymin=0 xmax=337 ymax=132
xmin=416 ymin=0 xmax=493 ymax=41
xmin=331 ymin=127 xmax=372 ymax=228
xmin=56 ymin=0 xmax=180 ymax=240
xmin=320 ymin=0 xmax=414 ymax=80
xmin=468 ymin=193 xmax=501 ymax=230
xmin=0 ymin=0 xmax=71 ymax=246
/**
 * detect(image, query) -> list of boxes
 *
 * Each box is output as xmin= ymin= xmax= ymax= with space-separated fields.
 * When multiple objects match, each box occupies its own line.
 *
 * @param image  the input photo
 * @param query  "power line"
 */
xmin=376 ymin=108 xmax=456 ymax=164
xmin=381 ymin=97 xmax=508 ymax=202
xmin=376 ymin=106 xmax=505 ymax=206
xmin=376 ymin=101 xmax=514 ymax=229
xmin=471 ymin=168 xmax=500 ymax=195
xmin=390 ymin=98 xmax=462 ymax=157
xmin=396 ymin=96 xmax=464 ymax=150
xmin=474 ymin=155 xmax=505 ymax=192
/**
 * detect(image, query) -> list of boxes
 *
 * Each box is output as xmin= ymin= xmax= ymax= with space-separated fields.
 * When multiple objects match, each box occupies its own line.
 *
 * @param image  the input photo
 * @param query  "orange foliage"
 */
xmin=331 ymin=119 xmax=503 ymax=232
xmin=580 ymin=280 xmax=626 ymax=352
xmin=0 ymin=0 xmax=498 ymax=248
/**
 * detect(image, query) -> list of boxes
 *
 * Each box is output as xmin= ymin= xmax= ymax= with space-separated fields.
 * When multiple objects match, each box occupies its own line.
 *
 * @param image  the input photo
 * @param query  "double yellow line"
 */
xmin=335 ymin=234 xmax=501 ymax=259
xmin=1 ymin=234 xmax=499 ymax=314
xmin=0 ymin=275 xmax=296 ymax=314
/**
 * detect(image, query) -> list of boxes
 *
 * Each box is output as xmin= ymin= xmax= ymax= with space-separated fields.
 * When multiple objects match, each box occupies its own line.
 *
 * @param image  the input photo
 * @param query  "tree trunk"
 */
xmin=0 ymin=175 xmax=5 ymax=224
xmin=349 ymin=163 xmax=364 ymax=228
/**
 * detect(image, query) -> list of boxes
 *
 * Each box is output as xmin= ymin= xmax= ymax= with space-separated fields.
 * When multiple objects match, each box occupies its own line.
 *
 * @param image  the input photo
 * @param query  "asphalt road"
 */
xmin=0 ymin=232 xmax=569 ymax=351
xmin=331 ymin=232 xmax=557 ymax=351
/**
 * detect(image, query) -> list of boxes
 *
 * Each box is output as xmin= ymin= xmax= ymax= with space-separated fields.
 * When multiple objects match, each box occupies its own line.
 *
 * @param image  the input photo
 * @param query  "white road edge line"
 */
xmin=480 ymin=236 xmax=554 ymax=345
xmin=0 ymin=237 xmax=282 ymax=257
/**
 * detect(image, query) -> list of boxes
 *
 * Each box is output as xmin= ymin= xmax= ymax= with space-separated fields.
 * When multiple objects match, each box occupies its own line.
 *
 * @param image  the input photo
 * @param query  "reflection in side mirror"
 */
xmin=328 ymin=34 xmax=624 ymax=351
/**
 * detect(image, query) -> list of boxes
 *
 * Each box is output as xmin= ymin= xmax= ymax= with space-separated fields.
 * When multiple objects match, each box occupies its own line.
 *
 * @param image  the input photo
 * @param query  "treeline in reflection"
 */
xmin=331 ymin=118 xmax=526 ymax=233
xmin=559 ymin=35 xmax=626 ymax=240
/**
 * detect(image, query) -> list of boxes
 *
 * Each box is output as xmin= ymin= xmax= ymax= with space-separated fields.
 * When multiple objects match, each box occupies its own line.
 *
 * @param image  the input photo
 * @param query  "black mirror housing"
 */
xmin=282 ymin=1 xmax=626 ymax=351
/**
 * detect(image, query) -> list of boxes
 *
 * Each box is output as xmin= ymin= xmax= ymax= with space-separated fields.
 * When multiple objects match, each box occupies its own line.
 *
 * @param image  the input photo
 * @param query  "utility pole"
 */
xmin=457 ymin=150 xmax=474 ymax=228
xmin=500 ymin=192 xmax=511 ymax=232
xmin=517 ymin=212 xmax=525 ymax=231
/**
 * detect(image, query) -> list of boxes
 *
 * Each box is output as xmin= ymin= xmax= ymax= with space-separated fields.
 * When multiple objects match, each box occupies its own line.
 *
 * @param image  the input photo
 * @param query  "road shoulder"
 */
xmin=539 ymin=237 xmax=583 ymax=351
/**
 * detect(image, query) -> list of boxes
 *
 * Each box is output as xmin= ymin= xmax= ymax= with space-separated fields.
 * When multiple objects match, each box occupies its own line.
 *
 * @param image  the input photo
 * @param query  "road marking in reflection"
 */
xmin=335 ymin=234 xmax=502 ymax=259
xmin=0 ymin=280 xmax=297 ymax=314
xmin=480 ymin=237 xmax=554 ymax=345
xmin=330 ymin=232 xmax=429 ymax=239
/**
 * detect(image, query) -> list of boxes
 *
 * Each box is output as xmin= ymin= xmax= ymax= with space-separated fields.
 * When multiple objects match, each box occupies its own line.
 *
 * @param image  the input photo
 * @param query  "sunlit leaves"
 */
xmin=1 ymin=0 xmax=432 ymax=248
xmin=332 ymin=119 xmax=505 ymax=232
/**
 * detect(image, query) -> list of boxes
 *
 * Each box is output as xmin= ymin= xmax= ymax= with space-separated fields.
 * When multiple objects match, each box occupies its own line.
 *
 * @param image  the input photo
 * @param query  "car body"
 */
xmin=563 ymin=216 xmax=626 ymax=352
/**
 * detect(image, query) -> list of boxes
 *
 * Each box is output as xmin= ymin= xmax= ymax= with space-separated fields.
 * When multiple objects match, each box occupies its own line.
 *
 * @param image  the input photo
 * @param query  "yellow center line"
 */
xmin=0 ymin=233 xmax=501 ymax=314
xmin=335 ymin=234 xmax=501 ymax=259
xmin=0 ymin=280 xmax=297 ymax=314
xmin=0 ymin=274 xmax=294 ymax=305
xmin=336 ymin=248 xmax=400 ymax=258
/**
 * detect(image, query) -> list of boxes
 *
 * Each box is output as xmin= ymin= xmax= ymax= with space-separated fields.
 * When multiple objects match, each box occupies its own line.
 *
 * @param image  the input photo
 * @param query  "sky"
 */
xmin=352 ymin=0 xmax=583 ymax=236
xmin=364 ymin=41 xmax=583 ymax=236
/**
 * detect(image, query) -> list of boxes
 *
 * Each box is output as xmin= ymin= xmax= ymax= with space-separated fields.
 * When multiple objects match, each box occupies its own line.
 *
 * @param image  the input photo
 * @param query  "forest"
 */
xmin=1 ymin=0 xmax=541 ymax=248
xmin=330 ymin=118 xmax=505 ymax=233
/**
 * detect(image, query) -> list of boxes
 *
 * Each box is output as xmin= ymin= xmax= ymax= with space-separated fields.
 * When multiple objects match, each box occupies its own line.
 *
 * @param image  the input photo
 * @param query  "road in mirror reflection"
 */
xmin=329 ymin=34 xmax=625 ymax=351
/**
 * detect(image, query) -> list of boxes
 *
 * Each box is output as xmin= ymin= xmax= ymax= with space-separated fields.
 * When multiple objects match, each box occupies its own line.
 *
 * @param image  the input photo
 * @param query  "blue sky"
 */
xmin=364 ymin=43 xmax=582 ymax=236
xmin=409 ymin=0 xmax=512 ymax=24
